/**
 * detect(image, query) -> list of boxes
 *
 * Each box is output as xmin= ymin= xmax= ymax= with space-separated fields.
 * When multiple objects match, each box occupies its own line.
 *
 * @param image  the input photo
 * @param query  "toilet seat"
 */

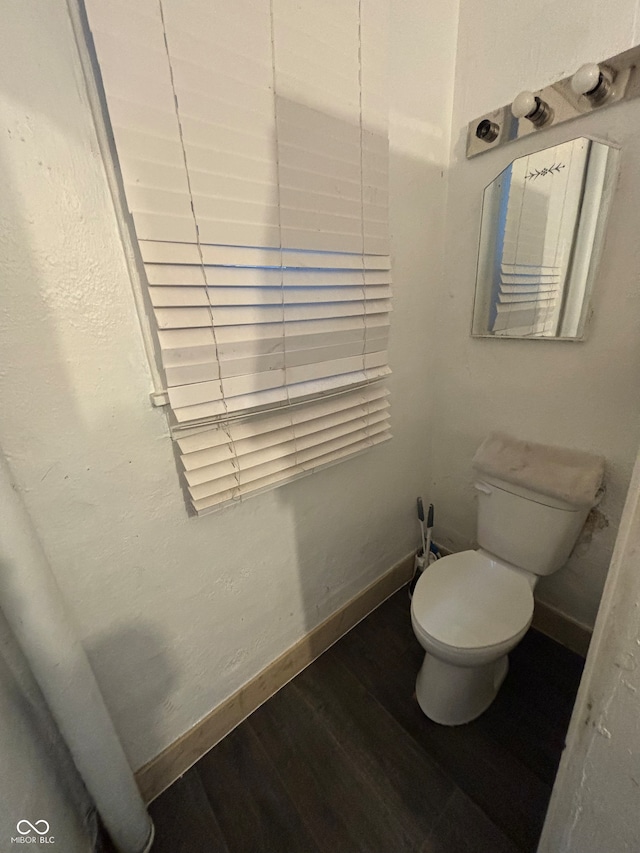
xmin=411 ymin=550 xmax=534 ymax=651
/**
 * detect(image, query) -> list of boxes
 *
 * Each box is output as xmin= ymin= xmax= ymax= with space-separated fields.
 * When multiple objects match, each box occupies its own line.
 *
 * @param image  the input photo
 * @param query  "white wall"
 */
xmin=0 ymin=613 xmax=93 ymax=852
xmin=432 ymin=0 xmax=640 ymax=627
xmin=539 ymin=445 xmax=640 ymax=852
xmin=0 ymin=0 xmax=459 ymax=771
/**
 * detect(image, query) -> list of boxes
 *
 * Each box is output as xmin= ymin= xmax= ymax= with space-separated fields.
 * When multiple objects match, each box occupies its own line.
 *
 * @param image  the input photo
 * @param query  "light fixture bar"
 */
xmin=466 ymin=42 xmax=640 ymax=158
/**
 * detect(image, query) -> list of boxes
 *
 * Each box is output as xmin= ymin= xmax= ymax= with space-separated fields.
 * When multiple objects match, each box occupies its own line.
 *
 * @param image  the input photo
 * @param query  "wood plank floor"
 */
xmin=149 ymin=586 xmax=584 ymax=853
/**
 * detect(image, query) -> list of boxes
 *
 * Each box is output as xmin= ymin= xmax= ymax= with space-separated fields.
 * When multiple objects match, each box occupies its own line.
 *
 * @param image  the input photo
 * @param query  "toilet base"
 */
xmin=415 ymin=652 xmax=509 ymax=726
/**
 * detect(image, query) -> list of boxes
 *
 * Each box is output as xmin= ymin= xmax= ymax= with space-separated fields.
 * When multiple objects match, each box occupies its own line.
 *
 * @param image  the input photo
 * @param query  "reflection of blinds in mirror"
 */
xmin=491 ymin=139 xmax=590 ymax=337
xmin=84 ymin=0 xmax=391 ymax=513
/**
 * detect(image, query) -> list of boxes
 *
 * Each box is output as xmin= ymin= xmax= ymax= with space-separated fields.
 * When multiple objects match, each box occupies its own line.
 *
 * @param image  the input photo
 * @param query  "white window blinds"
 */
xmin=84 ymin=0 xmax=392 ymax=513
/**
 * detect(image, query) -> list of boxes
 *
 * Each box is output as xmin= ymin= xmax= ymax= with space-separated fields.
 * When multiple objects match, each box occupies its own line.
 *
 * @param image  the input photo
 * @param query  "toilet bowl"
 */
xmin=411 ymin=549 xmax=534 ymax=725
xmin=409 ymin=432 xmax=604 ymax=725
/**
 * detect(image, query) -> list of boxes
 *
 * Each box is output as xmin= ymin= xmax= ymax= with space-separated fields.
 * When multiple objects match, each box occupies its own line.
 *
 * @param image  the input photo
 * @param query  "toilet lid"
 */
xmin=411 ymin=551 xmax=534 ymax=650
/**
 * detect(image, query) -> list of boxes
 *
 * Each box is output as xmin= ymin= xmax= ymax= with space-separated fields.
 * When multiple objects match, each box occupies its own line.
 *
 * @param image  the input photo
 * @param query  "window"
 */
xmin=84 ymin=0 xmax=392 ymax=512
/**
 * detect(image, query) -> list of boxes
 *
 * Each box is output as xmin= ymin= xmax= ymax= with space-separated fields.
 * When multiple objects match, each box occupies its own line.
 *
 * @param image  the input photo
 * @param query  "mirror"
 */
xmin=472 ymin=137 xmax=619 ymax=339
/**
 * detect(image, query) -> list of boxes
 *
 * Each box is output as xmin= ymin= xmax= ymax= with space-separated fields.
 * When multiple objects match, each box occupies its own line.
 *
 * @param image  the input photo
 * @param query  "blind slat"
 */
xmin=178 ymin=384 xmax=388 ymax=453
xmin=192 ymin=429 xmax=391 ymax=513
xmin=188 ymin=419 xmax=391 ymax=501
xmin=184 ymin=408 xmax=390 ymax=487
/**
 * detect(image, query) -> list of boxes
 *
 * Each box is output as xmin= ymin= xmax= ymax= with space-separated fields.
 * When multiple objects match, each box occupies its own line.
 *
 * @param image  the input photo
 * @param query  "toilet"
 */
xmin=411 ymin=433 xmax=604 ymax=726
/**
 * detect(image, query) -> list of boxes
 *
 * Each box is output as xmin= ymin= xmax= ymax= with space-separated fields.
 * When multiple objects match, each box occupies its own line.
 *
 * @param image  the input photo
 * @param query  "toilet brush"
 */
xmin=410 ymin=498 xmax=428 ymax=599
xmin=417 ymin=497 xmax=427 ymax=561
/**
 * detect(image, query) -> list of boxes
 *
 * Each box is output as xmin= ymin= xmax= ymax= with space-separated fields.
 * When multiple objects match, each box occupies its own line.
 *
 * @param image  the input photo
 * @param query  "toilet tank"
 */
xmin=474 ymin=476 xmax=592 ymax=575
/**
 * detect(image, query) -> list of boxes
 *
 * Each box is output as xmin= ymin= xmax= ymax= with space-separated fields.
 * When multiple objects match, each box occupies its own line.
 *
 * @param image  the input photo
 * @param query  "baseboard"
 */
xmin=135 ymin=552 xmax=414 ymax=803
xmin=532 ymin=600 xmax=592 ymax=658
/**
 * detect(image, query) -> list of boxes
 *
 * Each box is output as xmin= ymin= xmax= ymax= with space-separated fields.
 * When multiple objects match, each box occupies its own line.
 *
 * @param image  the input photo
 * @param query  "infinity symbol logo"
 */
xmin=16 ymin=820 xmax=50 ymax=836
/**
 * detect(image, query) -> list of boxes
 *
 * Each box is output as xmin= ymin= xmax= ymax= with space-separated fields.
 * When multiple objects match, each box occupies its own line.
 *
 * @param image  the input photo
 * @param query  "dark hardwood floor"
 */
xmin=149 ymin=586 xmax=584 ymax=853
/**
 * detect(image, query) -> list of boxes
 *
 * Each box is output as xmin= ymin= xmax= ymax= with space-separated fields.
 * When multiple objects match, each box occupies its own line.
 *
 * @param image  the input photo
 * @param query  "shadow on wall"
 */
xmin=273 ymin=95 xmax=447 ymax=636
xmin=84 ymin=624 xmax=178 ymax=768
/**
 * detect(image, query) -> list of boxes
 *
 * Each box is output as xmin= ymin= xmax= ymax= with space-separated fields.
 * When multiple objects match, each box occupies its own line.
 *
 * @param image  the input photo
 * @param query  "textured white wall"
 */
xmin=432 ymin=0 xmax=640 ymax=627
xmin=539 ymin=446 xmax=640 ymax=852
xmin=0 ymin=0 xmax=459 ymax=771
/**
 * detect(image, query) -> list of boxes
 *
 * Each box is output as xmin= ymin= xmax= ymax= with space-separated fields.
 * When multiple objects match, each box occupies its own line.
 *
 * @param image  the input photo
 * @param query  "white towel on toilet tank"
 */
xmin=472 ymin=432 xmax=605 ymax=508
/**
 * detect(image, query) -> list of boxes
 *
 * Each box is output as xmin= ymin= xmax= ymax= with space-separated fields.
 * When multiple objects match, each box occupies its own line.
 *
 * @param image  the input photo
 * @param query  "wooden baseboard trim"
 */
xmin=135 ymin=552 xmax=415 ymax=803
xmin=532 ymin=600 xmax=592 ymax=658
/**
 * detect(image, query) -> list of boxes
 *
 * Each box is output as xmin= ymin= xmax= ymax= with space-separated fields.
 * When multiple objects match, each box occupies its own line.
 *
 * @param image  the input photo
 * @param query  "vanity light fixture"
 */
xmin=466 ymin=41 xmax=640 ymax=158
xmin=511 ymin=90 xmax=553 ymax=126
xmin=571 ymin=62 xmax=613 ymax=103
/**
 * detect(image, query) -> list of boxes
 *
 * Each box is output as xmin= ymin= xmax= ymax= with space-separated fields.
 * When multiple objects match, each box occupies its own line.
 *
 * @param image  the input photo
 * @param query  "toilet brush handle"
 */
xmin=417 ymin=497 xmax=427 ymax=558
xmin=425 ymin=503 xmax=434 ymax=561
